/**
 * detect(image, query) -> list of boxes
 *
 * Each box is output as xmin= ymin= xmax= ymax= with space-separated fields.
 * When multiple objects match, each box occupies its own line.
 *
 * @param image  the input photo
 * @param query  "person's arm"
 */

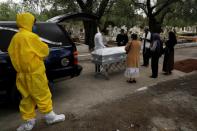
xmin=145 ymin=32 xmax=151 ymax=42
xmin=102 ymin=35 xmax=108 ymax=47
xmin=150 ymin=41 xmax=157 ymax=51
xmin=165 ymin=41 xmax=170 ymax=47
xmin=125 ymin=42 xmax=131 ymax=52
xmin=125 ymin=35 xmax=129 ymax=43
xmin=98 ymin=34 xmax=106 ymax=48
xmin=116 ymin=34 xmax=120 ymax=42
xmin=29 ymin=35 xmax=49 ymax=58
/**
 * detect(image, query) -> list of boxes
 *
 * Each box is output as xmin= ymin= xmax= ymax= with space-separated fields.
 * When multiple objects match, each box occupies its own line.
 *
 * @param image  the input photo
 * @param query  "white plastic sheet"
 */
xmin=91 ymin=46 xmax=126 ymax=56
xmin=91 ymin=47 xmax=126 ymax=64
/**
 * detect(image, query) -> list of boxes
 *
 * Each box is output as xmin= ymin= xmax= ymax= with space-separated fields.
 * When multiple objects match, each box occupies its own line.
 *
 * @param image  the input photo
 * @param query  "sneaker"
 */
xmin=44 ymin=111 xmax=65 ymax=124
xmin=16 ymin=118 xmax=36 ymax=131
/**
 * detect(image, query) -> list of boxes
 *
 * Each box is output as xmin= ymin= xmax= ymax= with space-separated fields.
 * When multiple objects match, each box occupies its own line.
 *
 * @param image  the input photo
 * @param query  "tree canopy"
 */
xmin=1 ymin=0 xmax=196 ymax=28
xmin=131 ymin=0 xmax=182 ymax=32
xmin=1 ymin=0 xmax=197 ymax=48
xmin=0 ymin=1 xmax=20 ymax=21
xmin=164 ymin=0 xmax=197 ymax=27
xmin=102 ymin=0 xmax=146 ymax=28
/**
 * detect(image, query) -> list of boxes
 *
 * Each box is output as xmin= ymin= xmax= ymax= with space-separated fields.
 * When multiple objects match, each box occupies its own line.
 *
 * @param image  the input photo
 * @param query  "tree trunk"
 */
xmin=83 ymin=20 xmax=98 ymax=51
xmin=149 ymin=17 xmax=162 ymax=33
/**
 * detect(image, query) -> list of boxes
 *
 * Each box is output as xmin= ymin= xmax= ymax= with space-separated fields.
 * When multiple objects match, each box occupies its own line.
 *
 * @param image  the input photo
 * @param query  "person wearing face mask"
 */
xmin=150 ymin=33 xmax=163 ymax=78
xmin=116 ymin=29 xmax=128 ymax=46
xmin=162 ymin=31 xmax=177 ymax=75
xmin=94 ymin=26 xmax=106 ymax=50
xmin=141 ymin=27 xmax=151 ymax=67
xmin=8 ymin=12 xmax=65 ymax=131
xmin=124 ymin=33 xmax=141 ymax=83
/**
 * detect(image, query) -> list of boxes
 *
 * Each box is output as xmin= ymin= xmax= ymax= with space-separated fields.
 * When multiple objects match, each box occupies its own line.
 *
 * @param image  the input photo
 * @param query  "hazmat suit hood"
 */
xmin=17 ymin=12 xmax=35 ymax=32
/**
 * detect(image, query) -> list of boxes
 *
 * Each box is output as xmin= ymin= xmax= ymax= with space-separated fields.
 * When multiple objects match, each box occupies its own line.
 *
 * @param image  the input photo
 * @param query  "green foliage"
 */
xmin=0 ymin=0 xmax=53 ymax=21
xmin=1 ymin=0 xmax=196 ymax=27
xmin=0 ymin=2 xmax=20 ymax=21
xmin=102 ymin=0 xmax=146 ymax=28
xmin=164 ymin=0 xmax=197 ymax=27
xmin=21 ymin=0 xmax=79 ymax=21
xmin=40 ymin=0 xmax=79 ymax=20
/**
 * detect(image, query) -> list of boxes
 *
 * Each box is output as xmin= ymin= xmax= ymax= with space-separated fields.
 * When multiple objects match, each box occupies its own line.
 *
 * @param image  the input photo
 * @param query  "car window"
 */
xmin=0 ymin=22 xmax=73 ymax=52
xmin=0 ymin=22 xmax=17 ymax=51
xmin=35 ymin=22 xmax=73 ymax=47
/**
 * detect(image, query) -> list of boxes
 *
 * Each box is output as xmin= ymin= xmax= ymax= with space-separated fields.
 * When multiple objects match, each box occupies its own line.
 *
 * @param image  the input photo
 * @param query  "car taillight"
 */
xmin=61 ymin=58 xmax=69 ymax=67
xmin=73 ymin=51 xmax=78 ymax=65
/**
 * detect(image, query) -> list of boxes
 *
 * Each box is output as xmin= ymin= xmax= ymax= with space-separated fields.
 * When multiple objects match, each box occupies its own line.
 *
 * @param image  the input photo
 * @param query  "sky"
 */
xmin=0 ymin=0 xmax=21 ymax=3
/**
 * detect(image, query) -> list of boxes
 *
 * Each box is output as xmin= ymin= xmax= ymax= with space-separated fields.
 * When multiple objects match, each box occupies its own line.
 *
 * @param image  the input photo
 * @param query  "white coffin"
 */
xmin=91 ymin=47 xmax=126 ymax=65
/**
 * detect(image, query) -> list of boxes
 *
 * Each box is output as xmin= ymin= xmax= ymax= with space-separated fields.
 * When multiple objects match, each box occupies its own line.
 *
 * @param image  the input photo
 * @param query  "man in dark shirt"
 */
xmin=116 ymin=29 xmax=128 ymax=46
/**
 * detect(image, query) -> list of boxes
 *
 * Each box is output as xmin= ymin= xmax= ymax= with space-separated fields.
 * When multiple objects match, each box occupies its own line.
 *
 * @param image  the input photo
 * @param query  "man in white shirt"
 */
xmin=141 ymin=27 xmax=151 ymax=67
xmin=94 ymin=27 xmax=106 ymax=50
xmin=94 ymin=27 xmax=107 ymax=73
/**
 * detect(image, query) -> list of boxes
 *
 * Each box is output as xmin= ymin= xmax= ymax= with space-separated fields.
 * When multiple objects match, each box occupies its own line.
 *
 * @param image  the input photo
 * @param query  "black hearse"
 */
xmin=0 ymin=13 xmax=97 ymax=104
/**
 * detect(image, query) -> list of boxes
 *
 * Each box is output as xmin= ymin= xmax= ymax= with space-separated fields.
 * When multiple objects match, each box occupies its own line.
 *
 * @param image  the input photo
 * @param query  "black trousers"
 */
xmin=143 ymin=48 xmax=150 ymax=66
xmin=95 ymin=64 xmax=101 ymax=72
xmin=151 ymin=56 xmax=159 ymax=78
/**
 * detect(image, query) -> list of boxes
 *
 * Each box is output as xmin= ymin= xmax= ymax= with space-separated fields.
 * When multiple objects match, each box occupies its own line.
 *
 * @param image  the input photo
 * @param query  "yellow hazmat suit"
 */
xmin=8 ymin=13 xmax=52 ymax=120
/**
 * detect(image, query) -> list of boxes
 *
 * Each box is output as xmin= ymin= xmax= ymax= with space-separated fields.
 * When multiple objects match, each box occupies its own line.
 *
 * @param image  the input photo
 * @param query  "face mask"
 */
xmin=32 ymin=25 xmax=37 ymax=33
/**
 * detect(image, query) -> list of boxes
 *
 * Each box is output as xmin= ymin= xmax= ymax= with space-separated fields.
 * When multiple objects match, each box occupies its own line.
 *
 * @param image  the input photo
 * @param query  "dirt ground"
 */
xmin=1 ymin=47 xmax=197 ymax=131
xmin=174 ymin=59 xmax=197 ymax=73
xmin=31 ymin=73 xmax=197 ymax=131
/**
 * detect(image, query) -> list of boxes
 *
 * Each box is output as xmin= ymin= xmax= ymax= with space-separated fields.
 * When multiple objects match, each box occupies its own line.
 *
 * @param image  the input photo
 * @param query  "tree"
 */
xmin=102 ymin=0 xmax=145 ymax=28
xmin=23 ymin=0 xmax=114 ymax=50
xmin=131 ymin=0 xmax=181 ymax=33
xmin=0 ymin=1 xmax=21 ymax=21
xmin=76 ymin=0 xmax=117 ymax=50
xmin=22 ymin=0 xmax=79 ymax=20
xmin=164 ymin=0 xmax=197 ymax=28
xmin=41 ymin=0 xmax=79 ymax=19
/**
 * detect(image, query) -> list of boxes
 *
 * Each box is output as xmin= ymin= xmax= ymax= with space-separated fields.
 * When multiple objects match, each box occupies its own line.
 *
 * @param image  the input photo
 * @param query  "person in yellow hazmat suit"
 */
xmin=8 ymin=13 xmax=65 ymax=131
